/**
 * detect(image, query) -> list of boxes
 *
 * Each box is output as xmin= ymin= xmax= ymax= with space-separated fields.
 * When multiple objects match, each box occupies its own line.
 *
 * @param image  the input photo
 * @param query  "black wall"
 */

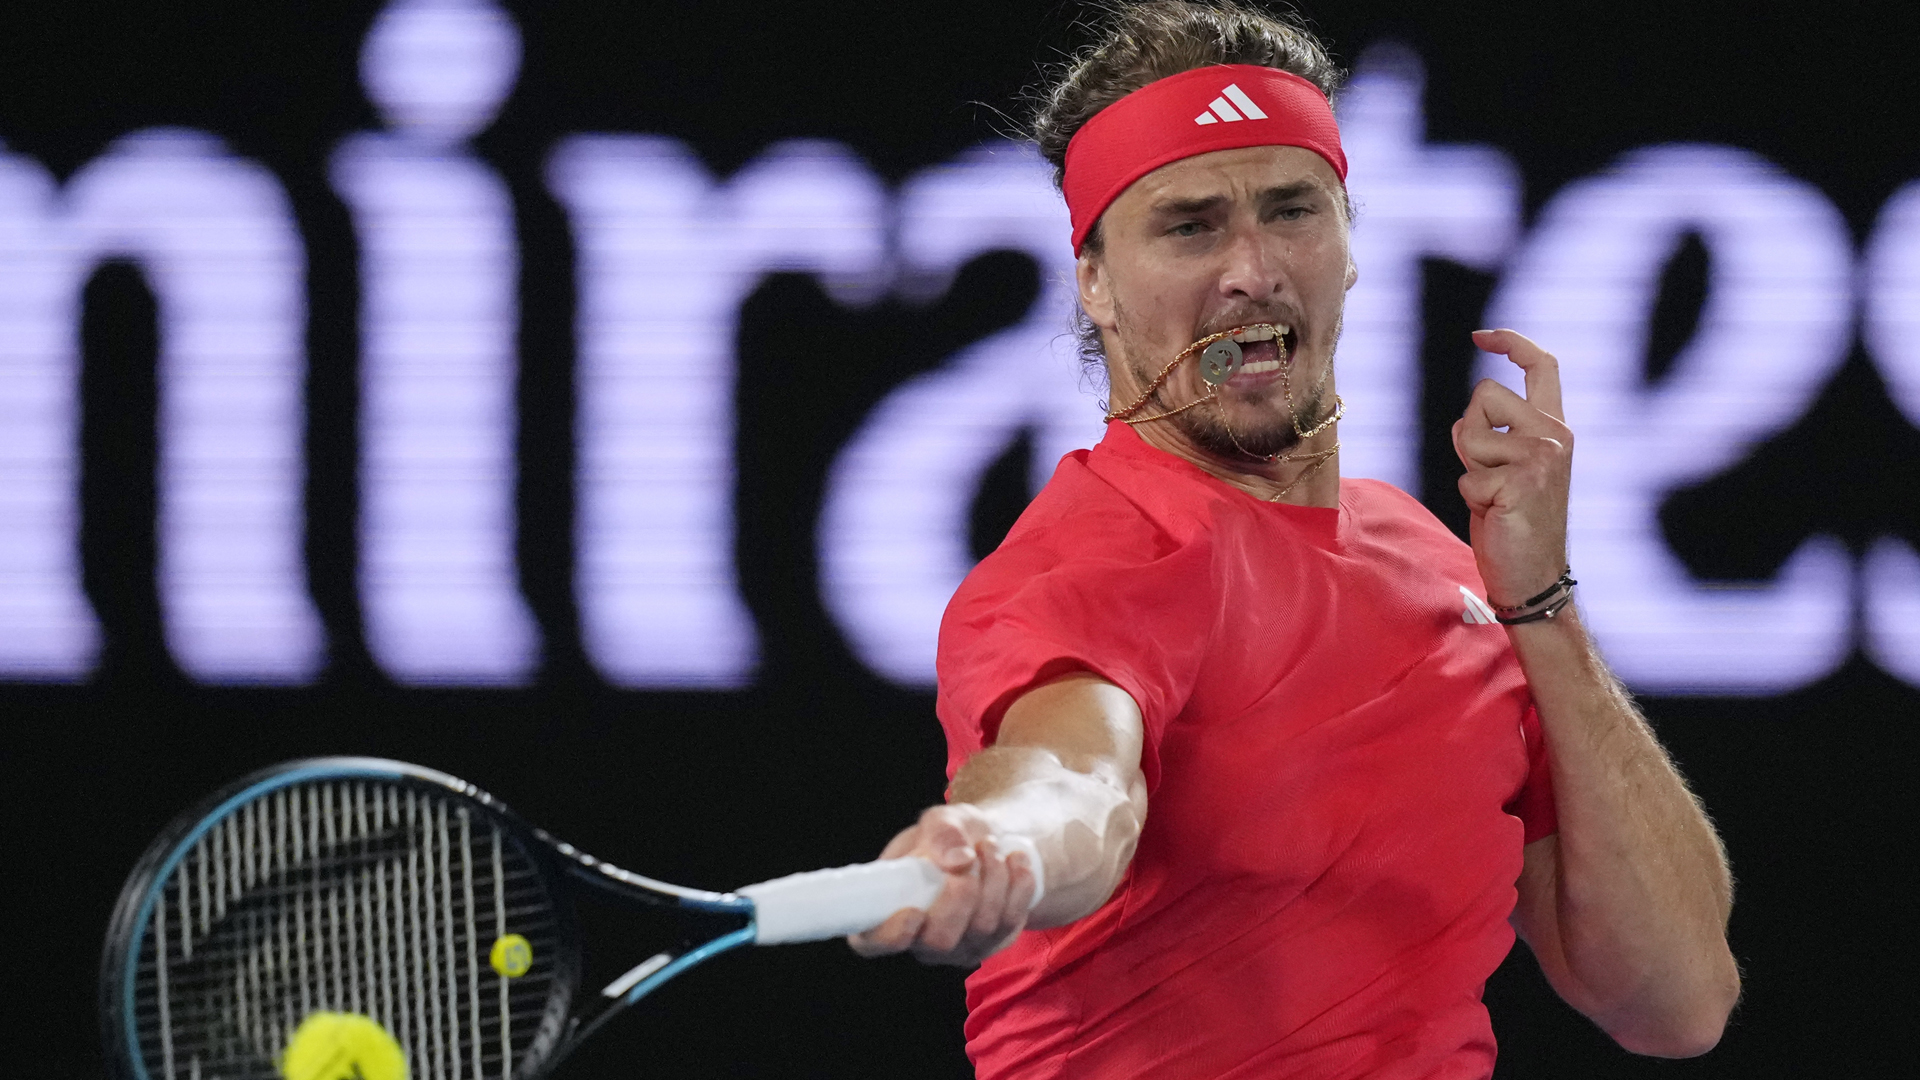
xmin=6 ymin=1 xmax=1915 ymax=1076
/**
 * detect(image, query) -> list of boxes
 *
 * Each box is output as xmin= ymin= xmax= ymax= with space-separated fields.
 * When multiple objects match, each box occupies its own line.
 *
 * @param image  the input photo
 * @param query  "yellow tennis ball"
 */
xmin=279 ymin=1011 xmax=408 ymax=1080
xmin=490 ymin=932 xmax=532 ymax=977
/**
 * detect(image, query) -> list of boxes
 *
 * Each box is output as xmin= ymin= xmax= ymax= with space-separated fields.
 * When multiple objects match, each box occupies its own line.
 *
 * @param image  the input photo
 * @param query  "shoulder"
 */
xmin=941 ymin=442 xmax=1241 ymax=646
xmin=956 ymin=449 xmax=1185 ymax=603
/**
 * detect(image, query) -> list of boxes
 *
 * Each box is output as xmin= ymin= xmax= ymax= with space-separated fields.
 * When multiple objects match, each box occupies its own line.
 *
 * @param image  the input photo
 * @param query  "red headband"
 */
xmin=1062 ymin=64 xmax=1347 ymax=255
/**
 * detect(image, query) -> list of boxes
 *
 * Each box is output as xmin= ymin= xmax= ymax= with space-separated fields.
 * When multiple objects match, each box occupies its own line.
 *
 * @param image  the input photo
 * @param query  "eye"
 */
xmin=1274 ymin=204 xmax=1310 ymax=222
xmin=1169 ymin=220 xmax=1208 ymax=238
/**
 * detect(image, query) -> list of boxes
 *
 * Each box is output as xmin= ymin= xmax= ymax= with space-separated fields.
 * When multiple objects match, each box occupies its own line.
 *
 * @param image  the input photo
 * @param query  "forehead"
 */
xmin=1115 ymin=144 xmax=1344 ymax=214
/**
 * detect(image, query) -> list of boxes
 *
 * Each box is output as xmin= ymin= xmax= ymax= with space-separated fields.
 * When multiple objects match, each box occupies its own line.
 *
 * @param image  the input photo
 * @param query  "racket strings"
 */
xmin=131 ymin=781 xmax=564 ymax=1080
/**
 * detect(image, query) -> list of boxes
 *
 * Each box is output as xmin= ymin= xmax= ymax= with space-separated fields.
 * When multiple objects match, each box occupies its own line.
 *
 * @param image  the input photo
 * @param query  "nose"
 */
xmin=1215 ymin=224 xmax=1284 ymax=303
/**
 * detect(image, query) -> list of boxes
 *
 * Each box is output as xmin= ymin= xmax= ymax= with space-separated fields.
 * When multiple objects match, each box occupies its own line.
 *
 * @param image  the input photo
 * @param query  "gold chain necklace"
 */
xmin=1265 ymin=444 xmax=1338 ymax=502
xmin=1106 ymin=324 xmax=1343 ymax=501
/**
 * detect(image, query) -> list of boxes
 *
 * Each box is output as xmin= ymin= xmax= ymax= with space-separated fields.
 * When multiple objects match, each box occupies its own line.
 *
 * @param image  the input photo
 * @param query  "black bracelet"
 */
xmin=1492 ymin=569 xmax=1576 ymax=614
xmin=1496 ymin=589 xmax=1575 ymax=625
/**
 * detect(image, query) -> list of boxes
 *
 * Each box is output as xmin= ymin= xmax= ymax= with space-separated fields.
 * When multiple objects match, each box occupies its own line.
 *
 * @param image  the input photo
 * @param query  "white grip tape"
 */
xmin=738 ymin=835 xmax=1045 ymax=946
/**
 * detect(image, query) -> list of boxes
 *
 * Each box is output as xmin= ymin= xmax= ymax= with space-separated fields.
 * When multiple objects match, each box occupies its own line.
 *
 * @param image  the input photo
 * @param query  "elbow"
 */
xmin=1601 ymin=957 xmax=1741 ymax=1058
xmin=1609 ymin=1015 xmax=1726 ymax=1059
xmin=1612 ymin=1014 xmax=1735 ymax=1053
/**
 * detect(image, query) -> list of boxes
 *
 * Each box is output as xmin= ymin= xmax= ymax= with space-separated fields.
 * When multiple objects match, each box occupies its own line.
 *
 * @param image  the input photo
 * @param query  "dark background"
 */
xmin=6 ymin=0 xmax=1917 ymax=1076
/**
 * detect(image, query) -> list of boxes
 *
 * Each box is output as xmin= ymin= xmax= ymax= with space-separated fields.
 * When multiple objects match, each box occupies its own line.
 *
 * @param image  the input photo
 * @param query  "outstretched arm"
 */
xmin=848 ymin=672 xmax=1148 ymax=966
xmin=1455 ymin=328 xmax=1740 ymax=1056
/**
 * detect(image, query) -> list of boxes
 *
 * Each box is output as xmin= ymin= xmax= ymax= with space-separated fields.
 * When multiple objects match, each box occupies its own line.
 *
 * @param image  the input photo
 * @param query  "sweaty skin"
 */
xmin=852 ymin=143 xmax=1739 ymax=1057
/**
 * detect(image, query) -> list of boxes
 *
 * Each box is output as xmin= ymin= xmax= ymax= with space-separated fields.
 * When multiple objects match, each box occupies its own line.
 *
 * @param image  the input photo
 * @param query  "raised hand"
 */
xmin=846 ymin=803 xmax=1039 ymax=967
xmin=1451 ymin=329 xmax=1574 ymax=610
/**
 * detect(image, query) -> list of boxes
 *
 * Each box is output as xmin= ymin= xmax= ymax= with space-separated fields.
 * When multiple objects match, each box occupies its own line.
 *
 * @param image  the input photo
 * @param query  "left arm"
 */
xmin=1506 ymin=614 xmax=1738 ymax=1056
xmin=1455 ymin=329 xmax=1740 ymax=1057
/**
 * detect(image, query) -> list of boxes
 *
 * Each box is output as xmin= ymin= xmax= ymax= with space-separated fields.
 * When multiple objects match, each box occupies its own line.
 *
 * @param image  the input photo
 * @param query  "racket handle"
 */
xmin=739 ymin=835 xmax=1046 ymax=946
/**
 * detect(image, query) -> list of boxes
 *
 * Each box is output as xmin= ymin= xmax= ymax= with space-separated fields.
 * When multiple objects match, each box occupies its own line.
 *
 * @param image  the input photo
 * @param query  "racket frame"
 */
xmin=101 ymin=758 xmax=757 ymax=1080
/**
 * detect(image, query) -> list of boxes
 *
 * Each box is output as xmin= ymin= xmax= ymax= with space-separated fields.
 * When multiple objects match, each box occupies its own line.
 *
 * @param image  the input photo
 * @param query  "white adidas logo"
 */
xmin=1459 ymin=585 xmax=1498 ymax=625
xmin=1194 ymin=83 xmax=1269 ymax=126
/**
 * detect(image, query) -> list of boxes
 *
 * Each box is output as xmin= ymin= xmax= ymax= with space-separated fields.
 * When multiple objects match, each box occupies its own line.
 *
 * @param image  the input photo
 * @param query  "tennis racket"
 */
xmin=101 ymin=757 xmax=1043 ymax=1080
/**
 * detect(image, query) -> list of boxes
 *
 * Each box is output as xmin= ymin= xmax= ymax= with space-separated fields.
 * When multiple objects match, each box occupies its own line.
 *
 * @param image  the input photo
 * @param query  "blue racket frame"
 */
xmin=103 ymin=757 xmax=761 ymax=1080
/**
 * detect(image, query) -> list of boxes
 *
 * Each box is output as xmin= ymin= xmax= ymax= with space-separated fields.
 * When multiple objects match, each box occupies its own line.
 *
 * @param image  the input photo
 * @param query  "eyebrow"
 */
xmin=1256 ymin=181 xmax=1322 ymax=205
xmin=1147 ymin=181 xmax=1326 ymax=218
xmin=1149 ymin=194 xmax=1226 ymax=217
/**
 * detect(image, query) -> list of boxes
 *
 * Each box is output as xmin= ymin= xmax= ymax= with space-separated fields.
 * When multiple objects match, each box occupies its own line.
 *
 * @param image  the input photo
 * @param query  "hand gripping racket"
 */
xmin=101 ymin=758 xmax=1043 ymax=1080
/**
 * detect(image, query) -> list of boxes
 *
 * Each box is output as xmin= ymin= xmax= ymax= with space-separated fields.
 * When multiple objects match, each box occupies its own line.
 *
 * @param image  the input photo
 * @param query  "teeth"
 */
xmin=1240 ymin=359 xmax=1281 ymax=374
xmin=1228 ymin=323 xmax=1290 ymax=343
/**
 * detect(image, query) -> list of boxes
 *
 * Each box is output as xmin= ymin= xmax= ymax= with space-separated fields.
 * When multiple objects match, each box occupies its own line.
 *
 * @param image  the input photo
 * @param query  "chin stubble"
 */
xmin=1108 ymin=302 xmax=1343 ymax=463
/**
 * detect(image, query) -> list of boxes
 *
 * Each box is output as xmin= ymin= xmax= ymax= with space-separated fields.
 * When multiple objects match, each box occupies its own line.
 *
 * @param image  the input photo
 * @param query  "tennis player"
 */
xmin=849 ymin=2 xmax=1740 ymax=1076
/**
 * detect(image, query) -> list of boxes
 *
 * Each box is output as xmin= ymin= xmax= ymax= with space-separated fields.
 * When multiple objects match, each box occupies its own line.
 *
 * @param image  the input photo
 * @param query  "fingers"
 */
xmin=847 ymin=905 xmax=926 ymax=958
xmin=848 ymin=827 xmax=1035 ymax=967
xmin=922 ymin=823 xmax=986 ymax=946
xmin=1471 ymin=328 xmax=1565 ymax=423
xmin=1455 ymin=371 xmax=1572 ymax=480
xmin=915 ymin=808 xmax=980 ymax=873
xmin=1456 ymin=464 xmax=1502 ymax=515
xmin=1460 ymin=330 xmax=1575 ymax=602
xmin=1455 ymin=431 xmax=1570 ymax=501
xmin=945 ymin=844 xmax=1032 ymax=965
xmin=1462 ymin=377 xmax=1569 ymax=440
xmin=912 ymin=839 xmax=1027 ymax=964
xmin=1456 ymin=422 xmax=1567 ymax=472
xmin=969 ymin=838 xmax=1012 ymax=941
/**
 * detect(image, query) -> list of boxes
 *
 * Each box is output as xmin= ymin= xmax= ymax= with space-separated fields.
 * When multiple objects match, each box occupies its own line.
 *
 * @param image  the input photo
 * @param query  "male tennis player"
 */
xmin=850 ymin=2 xmax=1740 ymax=1076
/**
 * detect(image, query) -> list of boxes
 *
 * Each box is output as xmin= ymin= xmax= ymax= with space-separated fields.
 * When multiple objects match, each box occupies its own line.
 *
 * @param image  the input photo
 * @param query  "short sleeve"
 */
xmin=934 ymin=492 xmax=1218 ymax=794
xmin=1506 ymin=701 xmax=1558 ymax=844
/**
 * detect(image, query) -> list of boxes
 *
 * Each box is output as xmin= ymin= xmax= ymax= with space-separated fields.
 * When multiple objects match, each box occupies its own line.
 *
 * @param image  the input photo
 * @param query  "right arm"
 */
xmin=848 ymin=672 xmax=1149 ymax=965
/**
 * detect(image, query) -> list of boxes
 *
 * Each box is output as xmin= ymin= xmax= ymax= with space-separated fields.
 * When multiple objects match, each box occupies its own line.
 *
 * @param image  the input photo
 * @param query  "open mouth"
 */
xmin=1226 ymin=323 xmax=1294 ymax=374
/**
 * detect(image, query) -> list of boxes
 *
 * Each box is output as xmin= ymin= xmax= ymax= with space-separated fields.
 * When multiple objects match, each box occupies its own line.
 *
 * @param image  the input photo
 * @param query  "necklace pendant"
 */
xmin=1200 ymin=339 xmax=1242 ymax=385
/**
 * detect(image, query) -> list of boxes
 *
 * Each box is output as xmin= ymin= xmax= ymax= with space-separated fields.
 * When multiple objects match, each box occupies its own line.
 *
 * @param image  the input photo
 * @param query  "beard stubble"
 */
xmin=1110 ymin=302 xmax=1340 ymax=463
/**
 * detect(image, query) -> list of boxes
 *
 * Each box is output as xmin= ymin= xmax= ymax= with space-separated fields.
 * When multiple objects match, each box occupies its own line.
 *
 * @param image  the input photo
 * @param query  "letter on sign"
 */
xmin=549 ymin=136 xmax=888 ymax=686
xmin=1862 ymin=181 xmax=1920 ymax=684
xmin=0 ymin=131 xmax=322 ymax=682
xmin=1485 ymin=145 xmax=1854 ymax=693
xmin=333 ymin=0 xmax=538 ymax=684
xmin=818 ymin=144 xmax=1105 ymax=685
xmin=1337 ymin=44 xmax=1520 ymax=494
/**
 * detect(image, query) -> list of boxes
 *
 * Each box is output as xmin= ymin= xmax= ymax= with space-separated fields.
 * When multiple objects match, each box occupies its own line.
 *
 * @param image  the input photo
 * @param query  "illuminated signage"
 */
xmin=1484 ymin=145 xmax=1858 ymax=693
xmin=1862 ymin=183 xmax=1920 ymax=685
xmin=334 ymin=0 xmax=537 ymax=684
xmin=0 ymin=0 xmax=1913 ymax=693
xmin=0 ymin=131 xmax=320 ymax=682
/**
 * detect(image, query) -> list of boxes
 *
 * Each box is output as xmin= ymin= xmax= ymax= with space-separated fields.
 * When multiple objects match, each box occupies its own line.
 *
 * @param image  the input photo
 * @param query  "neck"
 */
xmin=1128 ymin=416 xmax=1342 ymax=508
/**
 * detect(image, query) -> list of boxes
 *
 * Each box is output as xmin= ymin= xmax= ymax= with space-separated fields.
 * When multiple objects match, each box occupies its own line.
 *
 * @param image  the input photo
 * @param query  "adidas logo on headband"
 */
xmin=1193 ymin=83 xmax=1269 ymax=126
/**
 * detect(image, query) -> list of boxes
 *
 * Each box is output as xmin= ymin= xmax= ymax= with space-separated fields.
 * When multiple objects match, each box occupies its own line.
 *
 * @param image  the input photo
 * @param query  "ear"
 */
xmin=1077 ymin=252 xmax=1117 ymax=330
xmin=1344 ymin=257 xmax=1358 ymax=292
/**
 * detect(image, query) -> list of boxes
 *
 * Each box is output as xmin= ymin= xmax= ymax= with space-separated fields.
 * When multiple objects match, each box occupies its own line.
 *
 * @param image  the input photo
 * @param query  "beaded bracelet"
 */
xmin=1496 ymin=589 xmax=1574 ymax=625
xmin=1492 ymin=569 xmax=1576 ymax=625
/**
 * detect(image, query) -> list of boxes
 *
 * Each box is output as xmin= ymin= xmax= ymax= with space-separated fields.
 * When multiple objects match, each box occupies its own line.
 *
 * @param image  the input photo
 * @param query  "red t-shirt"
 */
xmin=937 ymin=422 xmax=1555 ymax=1080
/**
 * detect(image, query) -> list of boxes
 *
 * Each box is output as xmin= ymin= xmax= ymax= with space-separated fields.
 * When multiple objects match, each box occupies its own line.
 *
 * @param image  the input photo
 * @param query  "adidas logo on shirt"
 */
xmin=1193 ymin=83 xmax=1269 ymax=126
xmin=1459 ymin=586 xmax=1498 ymax=625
